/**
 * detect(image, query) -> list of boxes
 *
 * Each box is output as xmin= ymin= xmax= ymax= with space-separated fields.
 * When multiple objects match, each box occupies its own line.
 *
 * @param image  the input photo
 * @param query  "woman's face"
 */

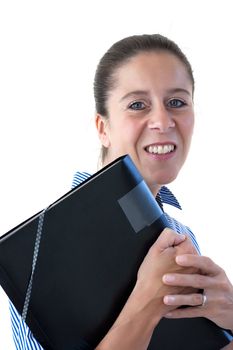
xmin=96 ymin=51 xmax=194 ymax=195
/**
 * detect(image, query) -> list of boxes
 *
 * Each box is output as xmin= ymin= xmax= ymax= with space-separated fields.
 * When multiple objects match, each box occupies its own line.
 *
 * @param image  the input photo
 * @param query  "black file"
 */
xmin=0 ymin=155 xmax=230 ymax=349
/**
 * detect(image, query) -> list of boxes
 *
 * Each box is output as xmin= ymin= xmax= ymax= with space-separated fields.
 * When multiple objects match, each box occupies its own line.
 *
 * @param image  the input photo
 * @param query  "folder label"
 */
xmin=118 ymin=180 xmax=163 ymax=233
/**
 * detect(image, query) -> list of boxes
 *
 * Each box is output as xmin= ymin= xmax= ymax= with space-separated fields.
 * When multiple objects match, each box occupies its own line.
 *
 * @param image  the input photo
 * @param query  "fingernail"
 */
xmin=164 ymin=295 xmax=175 ymax=304
xmin=165 ymin=312 xmax=173 ymax=318
xmin=163 ymin=274 xmax=175 ymax=283
xmin=179 ymin=234 xmax=186 ymax=240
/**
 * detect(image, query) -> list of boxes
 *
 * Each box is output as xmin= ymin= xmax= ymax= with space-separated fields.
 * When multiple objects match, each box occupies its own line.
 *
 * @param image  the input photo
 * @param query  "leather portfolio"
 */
xmin=0 ymin=155 xmax=230 ymax=349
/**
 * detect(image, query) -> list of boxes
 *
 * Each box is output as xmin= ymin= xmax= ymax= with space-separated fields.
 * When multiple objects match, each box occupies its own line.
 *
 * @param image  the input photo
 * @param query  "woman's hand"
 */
xmin=135 ymin=228 xmax=199 ymax=317
xmin=96 ymin=228 xmax=199 ymax=350
xmin=162 ymin=254 xmax=233 ymax=332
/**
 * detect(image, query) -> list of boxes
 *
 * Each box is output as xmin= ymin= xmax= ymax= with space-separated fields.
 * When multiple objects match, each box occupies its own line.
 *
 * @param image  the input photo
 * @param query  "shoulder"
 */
xmin=164 ymin=212 xmax=201 ymax=254
xmin=158 ymin=186 xmax=201 ymax=254
xmin=72 ymin=171 xmax=91 ymax=188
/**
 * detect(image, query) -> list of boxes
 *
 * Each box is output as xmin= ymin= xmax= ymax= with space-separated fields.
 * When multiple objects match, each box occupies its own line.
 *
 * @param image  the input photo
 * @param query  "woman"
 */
xmin=10 ymin=34 xmax=233 ymax=349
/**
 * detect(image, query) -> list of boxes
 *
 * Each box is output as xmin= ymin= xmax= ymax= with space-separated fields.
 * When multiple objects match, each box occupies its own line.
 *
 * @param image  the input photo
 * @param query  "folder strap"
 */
xmin=22 ymin=207 xmax=48 ymax=322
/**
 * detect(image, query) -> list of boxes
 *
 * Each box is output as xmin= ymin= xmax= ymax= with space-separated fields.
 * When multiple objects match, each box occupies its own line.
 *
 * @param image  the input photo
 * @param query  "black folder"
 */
xmin=0 ymin=155 xmax=230 ymax=350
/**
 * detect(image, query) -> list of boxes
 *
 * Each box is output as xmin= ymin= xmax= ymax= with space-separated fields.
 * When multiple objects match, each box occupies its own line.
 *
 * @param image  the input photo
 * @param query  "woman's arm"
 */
xmin=96 ymin=228 xmax=198 ymax=350
xmin=95 ymin=283 xmax=163 ymax=350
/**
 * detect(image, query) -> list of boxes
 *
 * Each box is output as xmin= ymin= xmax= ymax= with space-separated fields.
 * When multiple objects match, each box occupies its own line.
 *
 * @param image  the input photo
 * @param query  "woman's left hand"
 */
xmin=162 ymin=254 xmax=233 ymax=332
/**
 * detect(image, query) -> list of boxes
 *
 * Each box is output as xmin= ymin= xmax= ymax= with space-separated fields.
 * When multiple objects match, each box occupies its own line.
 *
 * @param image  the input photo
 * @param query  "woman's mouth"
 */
xmin=145 ymin=144 xmax=176 ymax=155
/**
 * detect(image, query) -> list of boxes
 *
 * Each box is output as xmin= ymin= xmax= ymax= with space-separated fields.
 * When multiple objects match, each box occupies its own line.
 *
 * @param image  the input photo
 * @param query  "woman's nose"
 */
xmin=147 ymin=106 xmax=175 ymax=132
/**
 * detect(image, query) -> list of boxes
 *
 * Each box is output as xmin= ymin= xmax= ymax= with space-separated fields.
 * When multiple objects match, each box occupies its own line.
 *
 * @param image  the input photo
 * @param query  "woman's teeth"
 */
xmin=146 ymin=144 xmax=175 ymax=154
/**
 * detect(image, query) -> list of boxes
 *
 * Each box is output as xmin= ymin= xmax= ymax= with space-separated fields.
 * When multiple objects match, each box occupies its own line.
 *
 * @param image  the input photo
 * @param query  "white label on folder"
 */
xmin=118 ymin=180 xmax=163 ymax=233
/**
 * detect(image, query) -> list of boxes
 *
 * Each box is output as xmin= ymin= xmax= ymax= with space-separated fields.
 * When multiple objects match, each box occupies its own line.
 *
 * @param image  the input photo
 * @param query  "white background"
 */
xmin=0 ymin=0 xmax=233 ymax=348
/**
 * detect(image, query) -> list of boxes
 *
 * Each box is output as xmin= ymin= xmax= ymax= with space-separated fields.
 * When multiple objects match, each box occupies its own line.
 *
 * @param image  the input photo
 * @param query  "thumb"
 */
xmin=155 ymin=228 xmax=186 ymax=252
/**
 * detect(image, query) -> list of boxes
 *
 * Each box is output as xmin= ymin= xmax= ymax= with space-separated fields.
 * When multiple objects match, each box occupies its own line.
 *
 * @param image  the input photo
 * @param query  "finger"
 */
xmin=155 ymin=228 xmax=186 ymax=252
xmin=162 ymin=273 xmax=215 ymax=289
xmin=164 ymin=306 xmax=205 ymax=319
xmin=175 ymin=254 xmax=222 ymax=276
xmin=163 ymin=293 xmax=204 ymax=307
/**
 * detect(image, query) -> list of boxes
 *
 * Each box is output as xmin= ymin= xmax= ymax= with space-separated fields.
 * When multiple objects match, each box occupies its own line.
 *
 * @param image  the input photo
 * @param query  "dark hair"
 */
xmin=94 ymin=34 xmax=195 ymax=163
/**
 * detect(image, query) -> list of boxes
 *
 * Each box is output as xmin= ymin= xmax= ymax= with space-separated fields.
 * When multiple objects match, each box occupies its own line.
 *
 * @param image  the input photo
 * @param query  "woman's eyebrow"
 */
xmin=166 ymin=88 xmax=191 ymax=96
xmin=119 ymin=88 xmax=191 ymax=103
xmin=119 ymin=90 xmax=149 ymax=102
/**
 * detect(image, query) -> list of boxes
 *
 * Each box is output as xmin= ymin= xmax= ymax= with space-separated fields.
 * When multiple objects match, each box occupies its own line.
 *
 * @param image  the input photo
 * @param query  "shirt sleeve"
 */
xmin=163 ymin=212 xmax=201 ymax=254
xmin=9 ymin=302 xmax=94 ymax=350
xmin=9 ymin=302 xmax=44 ymax=350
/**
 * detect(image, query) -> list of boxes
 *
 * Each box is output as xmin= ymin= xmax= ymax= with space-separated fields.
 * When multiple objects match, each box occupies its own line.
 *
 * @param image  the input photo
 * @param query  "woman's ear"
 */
xmin=95 ymin=114 xmax=111 ymax=148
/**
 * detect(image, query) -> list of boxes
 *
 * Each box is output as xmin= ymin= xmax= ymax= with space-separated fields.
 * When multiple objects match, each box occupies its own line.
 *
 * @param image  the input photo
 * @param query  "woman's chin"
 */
xmin=144 ymin=172 xmax=178 ymax=192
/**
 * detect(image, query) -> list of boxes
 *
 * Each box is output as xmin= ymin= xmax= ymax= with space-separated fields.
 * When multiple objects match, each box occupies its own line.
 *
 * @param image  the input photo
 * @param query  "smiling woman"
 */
xmin=96 ymin=51 xmax=194 ymax=190
xmin=9 ymin=34 xmax=233 ymax=350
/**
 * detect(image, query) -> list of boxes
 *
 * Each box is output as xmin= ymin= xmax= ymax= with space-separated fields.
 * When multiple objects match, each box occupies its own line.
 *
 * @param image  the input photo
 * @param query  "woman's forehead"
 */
xmin=111 ymin=52 xmax=192 ymax=95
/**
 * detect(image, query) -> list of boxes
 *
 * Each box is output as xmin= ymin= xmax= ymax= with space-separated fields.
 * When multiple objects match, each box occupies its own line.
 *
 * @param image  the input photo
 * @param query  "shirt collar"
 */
xmin=157 ymin=186 xmax=182 ymax=210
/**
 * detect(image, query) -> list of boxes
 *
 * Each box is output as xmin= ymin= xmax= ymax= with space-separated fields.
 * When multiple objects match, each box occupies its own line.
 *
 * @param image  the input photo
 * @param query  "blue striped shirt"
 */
xmin=9 ymin=171 xmax=226 ymax=349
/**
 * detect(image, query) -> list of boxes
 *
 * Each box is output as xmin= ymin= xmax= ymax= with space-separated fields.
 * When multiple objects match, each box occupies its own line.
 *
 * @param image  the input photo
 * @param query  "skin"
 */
xmin=96 ymin=229 xmax=199 ymax=350
xmin=96 ymin=51 xmax=194 ymax=195
xmin=95 ymin=51 xmax=233 ymax=349
xmin=163 ymin=254 xmax=233 ymax=330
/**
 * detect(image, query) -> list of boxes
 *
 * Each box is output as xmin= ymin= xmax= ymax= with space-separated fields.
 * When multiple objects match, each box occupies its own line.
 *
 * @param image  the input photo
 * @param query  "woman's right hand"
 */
xmin=96 ymin=228 xmax=199 ymax=350
xmin=135 ymin=227 xmax=199 ymax=317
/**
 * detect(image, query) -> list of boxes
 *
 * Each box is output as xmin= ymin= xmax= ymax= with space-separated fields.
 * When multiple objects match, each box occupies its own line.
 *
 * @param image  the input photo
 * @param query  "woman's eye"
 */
xmin=129 ymin=101 xmax=146 ymax=110
xmin=167 ymin=99 xmax=186 ymax=108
